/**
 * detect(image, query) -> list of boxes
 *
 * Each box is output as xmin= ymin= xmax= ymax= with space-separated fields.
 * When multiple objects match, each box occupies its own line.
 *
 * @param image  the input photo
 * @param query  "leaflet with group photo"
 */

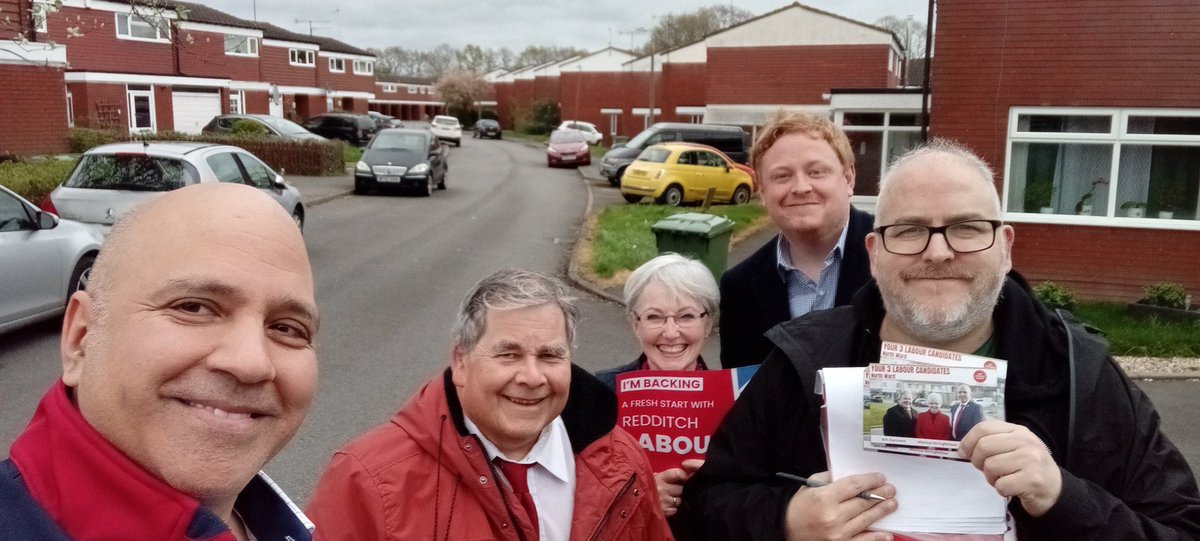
xmin=861 ymin=342 xmax=1007 ymax=460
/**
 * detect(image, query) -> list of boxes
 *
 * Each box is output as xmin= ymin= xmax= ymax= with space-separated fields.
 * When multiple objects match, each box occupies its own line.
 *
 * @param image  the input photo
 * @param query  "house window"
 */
xmin=1006 ymin=107 xmax=1200 ymax=224
xmin=383 ymin=84 xmax=396 ymax=92
xmin=33 ymin=1 xmax=52 ymax=33
xmin=289 ymin=49 xmax=315 ymax=67
xmin=839 ymin=111 xmax=923 ymax=196
xmin=65 ymin=90 xmax=74 ymax=128
xmin=329 ymin=58 xmax=345 ymax=72
xmin=353 ymin=60 xmax=374 ymax=75
xmin=408 ymin=86 xmax=418 ymax=94
xmin=127 ymin=86 xmax=155 ymax=133
xmin=115 ymin=12 xmax=170 ymax=42
xmin=224 ymin=35 xmax=258 ymax=56
xmin=229 ymin=90 xmax=244 ymax=114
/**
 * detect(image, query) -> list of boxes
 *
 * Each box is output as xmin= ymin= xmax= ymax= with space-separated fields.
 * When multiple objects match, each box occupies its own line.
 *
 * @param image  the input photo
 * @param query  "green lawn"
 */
xmin=863 ymin=402 xmax=888 ymax=434
xmin=343 ymin=144 xmax=364 ymax=164
xmin=590 ymin=203 xmax=767 ymax=278
xmin=1074 ymin=302 xmax=1200 ymax=357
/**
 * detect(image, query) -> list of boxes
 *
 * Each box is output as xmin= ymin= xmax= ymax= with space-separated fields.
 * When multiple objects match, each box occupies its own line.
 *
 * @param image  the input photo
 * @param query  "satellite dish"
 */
xmin=269 ymin=84 xmax=282 ymax=104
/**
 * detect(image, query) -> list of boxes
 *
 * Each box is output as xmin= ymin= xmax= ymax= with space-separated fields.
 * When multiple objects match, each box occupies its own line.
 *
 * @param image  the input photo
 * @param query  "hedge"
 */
xmin=0 ymin=158 xmax=79 ymax=205
xmin=66 ymin=128 xmax=345 ymax=176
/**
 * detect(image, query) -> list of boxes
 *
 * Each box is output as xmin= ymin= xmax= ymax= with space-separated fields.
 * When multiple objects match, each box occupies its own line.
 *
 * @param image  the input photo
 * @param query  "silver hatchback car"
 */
xmin=0 ymin=184 xmax=103 ymax=334
xmin=45 ymin=142 xmax=306 ymax=234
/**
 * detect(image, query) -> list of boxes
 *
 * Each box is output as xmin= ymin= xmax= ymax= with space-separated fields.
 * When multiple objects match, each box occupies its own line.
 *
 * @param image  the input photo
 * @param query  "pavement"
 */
xmin=286 ymin=164 xmax=1198 ymax=380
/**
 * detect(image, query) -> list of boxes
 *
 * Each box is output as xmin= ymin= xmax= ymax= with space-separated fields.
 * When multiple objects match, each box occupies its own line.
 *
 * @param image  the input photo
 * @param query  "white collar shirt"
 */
xmin=465 ymin=415 xmax=576 ymax=541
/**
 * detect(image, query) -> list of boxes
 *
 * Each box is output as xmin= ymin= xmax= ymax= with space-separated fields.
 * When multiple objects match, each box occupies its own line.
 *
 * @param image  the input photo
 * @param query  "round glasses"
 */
xmin=874 ymin=219 xmax=1002 ymax=255
xmin=635 ymin=311 xmax=709 ymax=329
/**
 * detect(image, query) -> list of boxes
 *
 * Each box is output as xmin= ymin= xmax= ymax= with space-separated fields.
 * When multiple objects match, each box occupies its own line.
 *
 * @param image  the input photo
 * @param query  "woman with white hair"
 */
xmin=594 ymin=253 xmax=719 ymax=532
xmin=916 ymin=392 xmax=952 ymax=440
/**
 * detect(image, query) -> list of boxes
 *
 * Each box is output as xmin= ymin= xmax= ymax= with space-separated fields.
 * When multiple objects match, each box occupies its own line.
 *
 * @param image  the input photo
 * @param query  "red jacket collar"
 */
xmin=9 ymin=381 xmax=234 ymax=541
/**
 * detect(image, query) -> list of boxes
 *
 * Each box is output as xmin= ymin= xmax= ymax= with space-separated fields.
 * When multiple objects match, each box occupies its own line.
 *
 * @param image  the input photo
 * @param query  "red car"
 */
xmin=546 ymin=129 xmax=591 ymax=168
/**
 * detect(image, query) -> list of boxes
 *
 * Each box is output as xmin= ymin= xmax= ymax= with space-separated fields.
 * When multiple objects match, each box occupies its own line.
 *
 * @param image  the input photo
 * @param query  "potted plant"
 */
xmin=1033 ymin=281 xmax=1077 ymax=311
xmin=1120 ymin=201 xmax=1146 ymax=218
xmin=1128 ymin=281 xmax=1200 ymax=323
xmin=1075 ymin=176 xmax=1108 ymax=215
xmin=1157 ymin=183 xmax=1186 ymax=219
xmin=1024 ymin=181 xmax=1055 ymax=214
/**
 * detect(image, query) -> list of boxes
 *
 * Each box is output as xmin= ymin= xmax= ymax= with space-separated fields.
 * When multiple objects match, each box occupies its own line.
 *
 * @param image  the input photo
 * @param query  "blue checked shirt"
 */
xmin=776 ymin=224 xmax=849 ymax=318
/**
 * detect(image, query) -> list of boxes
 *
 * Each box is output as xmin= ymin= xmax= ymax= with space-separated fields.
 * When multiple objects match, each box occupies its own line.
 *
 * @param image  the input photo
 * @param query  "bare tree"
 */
xmin=514 ymin=45 xmax=587 ymax=69
xmin=642 ymin=5 xmax=754 ymax=54
xmin=435 ymin=69 xmax=489 ymax=118
xmin=875 ymin=15 xmax=927 ymax=58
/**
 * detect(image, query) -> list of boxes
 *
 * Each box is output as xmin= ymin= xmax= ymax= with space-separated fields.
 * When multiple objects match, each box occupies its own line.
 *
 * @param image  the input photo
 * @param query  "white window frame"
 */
xmin=126 ymin=87 xmax=156 ymax=134
xmin=353 ymin=60 xmax=374 ymax=75
xmin=65 ymin=89 xmax=74 ymax=128
xmin=382 ymin=83 xmax=397 ymax=92
xmin=408 ymin=86 xmax=418 ymax=94
xmin=33 ymin=1 xmax=51 ymax=33
xmin=289 ymin=48 xmax=315 ymax=67
xmin=328 ymin=57 xmax=345 ymax=73
xmin=229 ymin=90 xmax=244 ymax=115
xmin=837 ymin=110 xmax=923 ymax=198
xmin=1003 ymin=106 xmax=1200 ymax=231
xmin=115 ymin=12 xmax=171 ymax=43
xmin=224 ymin=35 xmax=258 ymax=57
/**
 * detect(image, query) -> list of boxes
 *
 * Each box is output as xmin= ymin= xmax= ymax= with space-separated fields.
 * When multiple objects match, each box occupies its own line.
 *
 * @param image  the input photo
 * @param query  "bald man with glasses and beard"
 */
xmin=683 ymin=140 xmax=1200 ymax=541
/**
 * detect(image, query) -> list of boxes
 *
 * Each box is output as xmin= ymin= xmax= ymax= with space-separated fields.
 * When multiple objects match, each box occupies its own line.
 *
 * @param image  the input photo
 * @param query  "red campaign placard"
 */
xmin=615 ymin=366 xmax=758 ymax=472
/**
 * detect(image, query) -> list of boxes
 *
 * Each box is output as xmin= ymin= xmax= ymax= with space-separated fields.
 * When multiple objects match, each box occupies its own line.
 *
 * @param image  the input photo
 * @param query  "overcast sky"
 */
xmin=196 ymin=0 xmax=930 ymax=52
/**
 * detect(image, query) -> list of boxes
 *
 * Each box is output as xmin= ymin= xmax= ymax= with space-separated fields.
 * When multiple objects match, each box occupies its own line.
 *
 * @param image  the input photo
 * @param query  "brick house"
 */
xmin=930 ymin=0 xmax=1200 ymax=301
xmin=371 ymin=75 xmax=443 ymax=121
xmin=0 ymin=0 xmax=70 ymax=155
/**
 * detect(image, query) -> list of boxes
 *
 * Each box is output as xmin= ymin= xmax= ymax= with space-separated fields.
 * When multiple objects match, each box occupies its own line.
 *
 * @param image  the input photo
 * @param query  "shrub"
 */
xmin=516 ymin=99 xmax=560 ymax=135
xmin=0 ymin=158 xmax=79 ymax=204
xmin=1033 ymin=281 xmax=1077 ymax=311
xmin=230 ymin=119 xmax=270 ymax=137
xmin=68 ymin=128 xmax=122 ymax=153
xmin=1144 ymin=282 xmax=1188 ymax=310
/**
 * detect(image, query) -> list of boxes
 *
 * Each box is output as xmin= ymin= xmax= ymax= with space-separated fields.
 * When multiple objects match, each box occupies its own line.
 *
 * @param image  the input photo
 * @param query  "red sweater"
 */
xmin=915 ymin=410 xmax=952 ymax=441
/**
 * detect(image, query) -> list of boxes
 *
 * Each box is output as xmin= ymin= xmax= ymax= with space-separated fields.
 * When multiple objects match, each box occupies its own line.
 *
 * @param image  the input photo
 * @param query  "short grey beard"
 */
xmin=881 ymin=272 xmax=1006 ymax=347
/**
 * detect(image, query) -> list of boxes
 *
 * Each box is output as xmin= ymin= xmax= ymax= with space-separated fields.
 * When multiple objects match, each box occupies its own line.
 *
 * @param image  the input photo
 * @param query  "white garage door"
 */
xmin=172 ymin=91 xmax=222 ymax=134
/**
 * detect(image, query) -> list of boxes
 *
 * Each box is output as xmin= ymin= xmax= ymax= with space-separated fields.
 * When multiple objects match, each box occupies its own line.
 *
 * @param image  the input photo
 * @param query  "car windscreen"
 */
xmin=433 ymin=117 xmax=460 ymax=127
xmin=65 ymin=154 xmax=200 ymax=191
xmin=370 ymin=132 xmax=427 ymax=151
xmin=258 ymin=116 xmax=312 ymax=136
xmin=625 ymin=128 xmax=662 ymax=149
xmin=636 ymin=147 xmax=672 ymax=163
xmin=550 ymin=130 xmax=587 ymax=144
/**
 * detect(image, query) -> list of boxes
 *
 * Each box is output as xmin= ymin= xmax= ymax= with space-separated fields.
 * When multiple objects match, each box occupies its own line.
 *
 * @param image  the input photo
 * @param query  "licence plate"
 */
xmin=378 ymin=175 xmax=402 ymax=183
xmin=562 ymin=154 xmax=575 ymax=160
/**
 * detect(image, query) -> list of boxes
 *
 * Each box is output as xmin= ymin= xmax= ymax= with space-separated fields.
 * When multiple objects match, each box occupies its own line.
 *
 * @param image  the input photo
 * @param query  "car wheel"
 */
xmin=623 ymin=193 xmax=642 ymax=204
xmin=66 ymin=254 xmax=96 ymax=304
xmin=732 ymin=185 xmax=751 ymax=205
xmin=610 ymin=166 xmax=627 ymax=187
xmin=354 ymin=179 xmax=367 ymax=195
xmin=419 ymin=177 xmax=433 ymax=197
xmin=658 ymin=185 xmax=684 ymax=206
xmin=291 ymin=206 xmax=305 ymax=232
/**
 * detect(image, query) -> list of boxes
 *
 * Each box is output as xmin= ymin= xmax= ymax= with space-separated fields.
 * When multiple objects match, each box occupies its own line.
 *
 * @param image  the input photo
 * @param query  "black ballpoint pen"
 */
xmin=775 ymin=472 xmax=888 ymax=501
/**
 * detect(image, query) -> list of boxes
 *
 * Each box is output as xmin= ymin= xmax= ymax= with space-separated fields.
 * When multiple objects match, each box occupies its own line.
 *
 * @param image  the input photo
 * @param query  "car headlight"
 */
xmin=409 ymin=163 xmax=430 ymax=174
xmin=355 ymin=161 xmax=370 ymax=173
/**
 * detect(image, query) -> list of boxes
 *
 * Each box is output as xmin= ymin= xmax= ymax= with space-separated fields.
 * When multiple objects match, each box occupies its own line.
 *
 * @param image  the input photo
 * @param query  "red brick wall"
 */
xmin=706 ymin=45 xmax=894 ymax=104
xmin=318 ymin=58 xmax=376 ymax=94
xmin=932 ymin=0 xmax=1200 ymax=300
xmin=0 ymin=64 xmax=68 ymax=155
xmin=72 ymin=82 xmax=127 ymax=131
xmin=494 ymin=82 xmax=514 ymax=128
xmin=661 ymin=63 xmax=707 ymax=123
xmin=261 ymin=46 xmax=317 ymax=87
xmin=47 ymin=6 xmax=175 ymax=75
xmin=559 ymin=71 xmax=652 ymax=142
xmin=154 ymin=84 xmax=173 ymax=132
xmin=243 ymin=91 xmax=270 ymax=114
xmin=533 ymin=75 xmax=560 ymax=103
xmin=0 ymin=0 xmax=27 ymax=40
xmin=178 ymin=29 xmax=260 ymax=81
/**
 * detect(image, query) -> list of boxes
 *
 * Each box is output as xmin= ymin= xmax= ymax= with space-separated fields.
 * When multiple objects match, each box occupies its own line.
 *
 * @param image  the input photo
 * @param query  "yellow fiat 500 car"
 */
xmin=620 ymin=143 xmax=754 ymax=206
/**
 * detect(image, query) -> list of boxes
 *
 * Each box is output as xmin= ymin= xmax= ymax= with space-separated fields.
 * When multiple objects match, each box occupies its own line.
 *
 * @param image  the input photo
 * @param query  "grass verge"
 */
xmin=1074 ymin=302 xmax=1200 ymax=357
xmin=588 ymin=202 xmax=768 ymax=280
xmin=0 ymin=158 xmax=79 ymax=204
xmin=343 ymin=145 xmax=364 ymax=164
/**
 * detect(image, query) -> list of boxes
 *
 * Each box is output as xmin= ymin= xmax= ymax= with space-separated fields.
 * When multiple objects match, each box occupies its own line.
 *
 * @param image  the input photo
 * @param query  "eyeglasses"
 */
xmin=635 ymin=311 xmax=709 ymax=329
xmin=873 ymin=219 xmax=1002 ymax=255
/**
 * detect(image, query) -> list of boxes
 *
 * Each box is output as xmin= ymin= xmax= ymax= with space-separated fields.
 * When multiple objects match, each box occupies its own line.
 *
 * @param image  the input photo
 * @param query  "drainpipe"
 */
xmin=920 ymin=0 xmax=936 ymax=142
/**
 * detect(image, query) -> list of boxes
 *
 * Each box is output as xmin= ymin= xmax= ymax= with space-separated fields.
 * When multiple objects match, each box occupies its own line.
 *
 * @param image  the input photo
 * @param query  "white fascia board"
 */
xmin=369 ymin=99 xmax=445 ymax=106
xmin=662 ymin=41 xmax=706 ymax=63
xmin=704 ymin=103 xmax=832 ymax=126
xmin=0 ymin=41 xmax=68 ymax=67
xmin=600 ymin=108 xmax=623 ymax=114
xmin=320 ymin=51 xmax=374 ymax=62
xmin=561 ymin=48 xmax=637 ymax=72
xmin=477 ymin=100 xmax=497 ymax=106
xmin=706 ymin=5 xmax=890 ymax=48
xmin=263 ymin=39 xmax=319 ymax=51
xmin=62 ymin=0 xmax=179 ymax=17
xmin=328 ymin=90 xmax=375 ymax=99
xmin=176 ymin=21 xmax=262 ymax=38
xmin=229 ymin=81 xmax=272 ymax=91
xmin=64 ymin=71 xmax=228 ymax=87
xmin=829 ymin=92 xmax=925 ymax=110
xmin=632 ymin=108 xmax=662 ymax=115
xmin=277 ymin=85 xmax=326 ymax=95
xmin=676 ymin=106 xmax=706 ymax=115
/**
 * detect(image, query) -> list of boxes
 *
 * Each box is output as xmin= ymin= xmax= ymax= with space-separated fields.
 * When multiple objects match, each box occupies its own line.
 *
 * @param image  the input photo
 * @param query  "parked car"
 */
xmin=430 ymin=115 xmax=463 ymax=146
xmin=0 ymin=184 xmax=104 ymax=334
xmin=367 ymin=111 xmax=404 ymax=129
xmin=619 ymin=142 xmax=754 ymax=206
xmin=43 ymin=142 xmax=306 ymax=233
xmin=354 ymin=128 xmax=448 ymax=196
xmin=473 ymin=119 xmax=502 ymax=139
xmin=600 ymin=122 xmax=750 ymax=186
xmin=558 ymin=120 xmax=603 ymax=145
xmin=672 ymin=141 xmax=758 ymax=192
xmin=302 ymin=113 xmax=378 ymax=146
xmin=546 ymin=129 xmax=591 ymax=167
xmin=201 ymin=114 xmax=328 ymax=141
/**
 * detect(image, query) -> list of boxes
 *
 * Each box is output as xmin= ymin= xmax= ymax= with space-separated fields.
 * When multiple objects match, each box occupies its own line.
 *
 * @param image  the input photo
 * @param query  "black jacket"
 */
xmin=685 ymin=274 xmax=1200 ymax=540
xmin=718 ymin=207 xmax=874 ymax=368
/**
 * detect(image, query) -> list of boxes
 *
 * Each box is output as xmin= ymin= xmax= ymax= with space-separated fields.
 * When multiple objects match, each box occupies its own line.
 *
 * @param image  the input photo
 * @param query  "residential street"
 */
xmin=1 ymin=138 xmax=1197 ymax=506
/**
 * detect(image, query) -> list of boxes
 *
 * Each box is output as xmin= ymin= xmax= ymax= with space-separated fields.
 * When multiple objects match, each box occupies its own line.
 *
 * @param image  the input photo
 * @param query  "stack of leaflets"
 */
xmin=818 ymin=342 xmax=1013 ymax=537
